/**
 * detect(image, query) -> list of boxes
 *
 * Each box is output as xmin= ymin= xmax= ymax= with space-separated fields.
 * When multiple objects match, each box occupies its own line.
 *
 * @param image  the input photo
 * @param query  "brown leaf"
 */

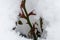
xmin=28 ymin=23 xmax=37 ymax=38
xmin=28 ymin=10 xmax=36 ymax=16
xmin=20 ymin=0 xmax=25 ymax=8
xmin=40 ymin=17 xmax=43 ymax=32
xmin=29 ymin=23 xmax=37 ymax=34
xmin=12 ymin=27 xmax=16 ymax=30
xmin=19 ymin=8 xmax=26 ymax=19
xmin=19 ymin=13 xmax=26 ymax=18
xmin=36 ymin=30 xmax=41 ymax=37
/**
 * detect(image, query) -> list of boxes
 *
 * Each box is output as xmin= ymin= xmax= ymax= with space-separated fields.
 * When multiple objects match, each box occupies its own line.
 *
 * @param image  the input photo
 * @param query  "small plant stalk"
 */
xmin=23 ymin=7 xmax=32 ymax=28
xmin=22 ymin=0 xmax=37 ymax=40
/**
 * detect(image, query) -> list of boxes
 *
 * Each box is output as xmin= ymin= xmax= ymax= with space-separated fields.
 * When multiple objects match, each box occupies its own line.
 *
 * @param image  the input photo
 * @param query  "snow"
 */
xmin=0 ymin=0 xmax=60 ymax=40
xmin=36 ymin=0 xmax=60 ymax=40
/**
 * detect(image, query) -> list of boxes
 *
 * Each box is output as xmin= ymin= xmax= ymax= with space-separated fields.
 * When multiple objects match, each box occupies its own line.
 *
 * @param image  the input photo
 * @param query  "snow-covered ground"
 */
xmin=0 ymin=0 xmax=60 ymax=40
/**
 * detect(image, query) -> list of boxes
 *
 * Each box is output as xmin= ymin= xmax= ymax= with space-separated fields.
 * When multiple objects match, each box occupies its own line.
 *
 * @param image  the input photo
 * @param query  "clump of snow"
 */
xmin=0 ymin=0 xmax=29 ymax=40
xmin=35 ymin=0 xmax=60 ymax=40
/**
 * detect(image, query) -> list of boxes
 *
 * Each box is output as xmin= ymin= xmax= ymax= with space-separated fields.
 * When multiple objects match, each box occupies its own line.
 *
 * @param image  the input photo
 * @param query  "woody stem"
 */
xmin=24 ymin=7 xmax=37 ymax=40
xmin=22 ymin=0 xmax=37 ymax=40
xmin=23 ymin=7 xmax=32 ymax=28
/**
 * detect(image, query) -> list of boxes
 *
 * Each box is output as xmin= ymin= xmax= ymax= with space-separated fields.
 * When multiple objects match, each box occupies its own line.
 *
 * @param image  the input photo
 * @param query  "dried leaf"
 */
xmin=36 ymin=30 xmax=41 ymax=37
xmin=12 ymin=27 xmax=16 ymax=30
xmin=29 ymin=23 xmax=37 ymax=34
xmin=18 ymin=20 xmax=23 ymax=25
xmin=40 ymin=17 xmax=43 ymax=32
xmin=19 ymin=13 xmax=26 ymax=19
xmin=19 ymin=8 xmax=26 ymax=19
xmin=28 ymin=10 xmax=36 ymax=16
xmin=20 ymin=0 xmax=25 ymax=8
xmin=40 ymin=17 xmax=43 ymax=25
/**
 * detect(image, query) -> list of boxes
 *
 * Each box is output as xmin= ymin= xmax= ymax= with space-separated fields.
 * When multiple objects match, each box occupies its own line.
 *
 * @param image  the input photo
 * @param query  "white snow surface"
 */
xmin=0 ymin=0 xmax=60 ymax=40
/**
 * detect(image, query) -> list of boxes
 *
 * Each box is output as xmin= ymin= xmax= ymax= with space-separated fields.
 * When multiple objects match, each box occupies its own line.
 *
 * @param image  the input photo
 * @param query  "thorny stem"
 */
xmin=22 ymin=0 xmax=37 ymax=40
